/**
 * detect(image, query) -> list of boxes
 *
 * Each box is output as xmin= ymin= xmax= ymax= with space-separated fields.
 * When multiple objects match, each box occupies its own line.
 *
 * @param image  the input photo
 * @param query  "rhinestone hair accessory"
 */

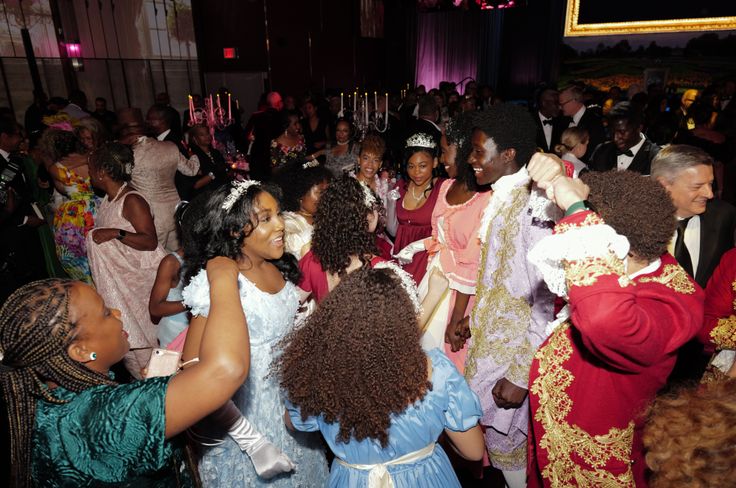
xmin=373 ymin=261 xmax=422 ymax=314
xmin=405 ymin=132 xmax=436 ymax=149
xmin=222 ymin=180 xmax=261 ymax=211
xmin=358 ymin=181 xmax=378 ymax=208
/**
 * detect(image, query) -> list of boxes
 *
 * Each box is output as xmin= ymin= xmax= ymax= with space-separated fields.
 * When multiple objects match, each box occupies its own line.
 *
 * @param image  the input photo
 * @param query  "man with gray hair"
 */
xmin=653 ymin=144 xmax=736 ymax=383
xmin=559 ymin=85 xmax=605 ymax=162
xmin=652 ymin=144 xmax=736 ymax=288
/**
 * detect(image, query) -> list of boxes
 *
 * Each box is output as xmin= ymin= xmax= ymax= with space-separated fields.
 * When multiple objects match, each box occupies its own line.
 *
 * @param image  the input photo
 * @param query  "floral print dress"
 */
xmin=53 ymin=164 xmax=97 ymax=283
xmin=269 ymin=136 xmax=306 ymax=168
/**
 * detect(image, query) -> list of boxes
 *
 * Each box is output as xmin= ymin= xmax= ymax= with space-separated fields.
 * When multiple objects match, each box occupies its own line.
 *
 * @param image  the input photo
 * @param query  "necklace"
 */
xmin=110 ymin=182 xmax=128 ymax=202
xmin=410 ymin=180 xmax=431 ymax=200
xmin=336 ymin=140 xmax=349 ymax=146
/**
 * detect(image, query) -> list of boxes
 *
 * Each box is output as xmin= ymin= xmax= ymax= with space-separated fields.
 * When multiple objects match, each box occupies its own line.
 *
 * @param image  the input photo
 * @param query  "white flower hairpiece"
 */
xmin=222 ymin=180 xmax=261 ymax=211
xmin=302 ymin=159 xmax=320 ymax=169
xmin=405 ymin=132 xmax=436 ymax=149
xmin=359 ymin=181 xmax=377 ymax=208
xmin=373 ymin=261 xmax=422 ymax=314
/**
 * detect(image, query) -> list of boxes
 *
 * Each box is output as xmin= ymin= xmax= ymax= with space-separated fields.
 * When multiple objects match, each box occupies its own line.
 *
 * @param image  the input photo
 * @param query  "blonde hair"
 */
xmin=554 ymin=127 xmax=589 ymax=156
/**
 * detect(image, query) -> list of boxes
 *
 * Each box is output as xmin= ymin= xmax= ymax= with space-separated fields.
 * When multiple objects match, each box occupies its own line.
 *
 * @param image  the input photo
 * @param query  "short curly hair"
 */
xmin=360 ymin=133 xmax=386 ymax=158
xmin=38 ymin=128 xmax=84 ymax=162
xmin=276 ymin=267 xmax=430 ymax=447
xmin=89 ymin=141 xmax=134 ymax=182
xmin=311 ymin=176 xmax=378 ymax=275
xmin=274 ymin=162 xmax=333 ymax=212
xmin=472 ymin=103 xmax=538 ymax=166
xmin=580 ymin=171 xmax=676 ymax=261
xmin=643 ymin=379 xmax=736 ymax=488
xmin=445 ymin=111 xmax=485 ymax=192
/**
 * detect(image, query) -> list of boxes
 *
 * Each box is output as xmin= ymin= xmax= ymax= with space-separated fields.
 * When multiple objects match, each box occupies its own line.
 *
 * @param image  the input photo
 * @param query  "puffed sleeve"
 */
xmin=429 ymin=349 xmax=481 ymax=432
xmin=33 ymin=377 xmax=174 ymax=483
xmin=284 ymin=399 xmax=320 ymax=432
xmin=182 ymin=268 xmax=211 ymax=317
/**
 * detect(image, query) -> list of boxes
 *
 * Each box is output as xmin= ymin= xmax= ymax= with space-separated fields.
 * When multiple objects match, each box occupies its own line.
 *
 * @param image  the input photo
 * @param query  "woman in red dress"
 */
xmin=388 ymin=133 xmax=445 ymax=284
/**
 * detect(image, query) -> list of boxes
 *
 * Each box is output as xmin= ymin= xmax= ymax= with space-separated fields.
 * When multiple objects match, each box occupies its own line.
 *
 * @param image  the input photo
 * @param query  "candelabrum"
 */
xmin=341 ymin=108 xmax=389 ymax=141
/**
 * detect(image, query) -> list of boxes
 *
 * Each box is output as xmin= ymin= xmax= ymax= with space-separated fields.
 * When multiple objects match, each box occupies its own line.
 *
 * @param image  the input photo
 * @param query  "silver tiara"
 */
xmin=373 ymin=261 xmax=422 ymax=314
xmin=222 ymin=180 xmax=261 ymax=211
xmin=359 ymin=181 xmax=377 ymax=208
xmin=405 ymin=132 xmax=436 ymax=149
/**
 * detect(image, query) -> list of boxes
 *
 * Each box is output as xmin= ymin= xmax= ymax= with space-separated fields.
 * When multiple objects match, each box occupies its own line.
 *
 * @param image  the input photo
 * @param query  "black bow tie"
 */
xmin=542 ymin=119 xmax=553 ymax=126
xmin=617 ymin=149 xmax=634 ymax=157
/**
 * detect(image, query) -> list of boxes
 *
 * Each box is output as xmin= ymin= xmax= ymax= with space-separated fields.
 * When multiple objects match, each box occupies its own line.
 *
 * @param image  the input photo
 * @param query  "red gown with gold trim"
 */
xmin=527 ymin=211 xmax=704 ymax=487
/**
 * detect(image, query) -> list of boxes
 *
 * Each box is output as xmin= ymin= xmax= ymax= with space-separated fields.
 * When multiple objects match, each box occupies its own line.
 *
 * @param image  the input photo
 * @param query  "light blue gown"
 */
xmin=287 ymin=348 xmax=482 ymax=488
xmin=183 ymin=269 xmax=329 ymax=487
xmin=157 ymin=252 xmax=189 ymax=348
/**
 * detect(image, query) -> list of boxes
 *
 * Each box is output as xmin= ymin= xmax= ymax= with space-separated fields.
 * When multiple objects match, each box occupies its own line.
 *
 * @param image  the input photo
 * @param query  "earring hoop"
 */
xmin=89 ymin=352 xmax=97 ymax=361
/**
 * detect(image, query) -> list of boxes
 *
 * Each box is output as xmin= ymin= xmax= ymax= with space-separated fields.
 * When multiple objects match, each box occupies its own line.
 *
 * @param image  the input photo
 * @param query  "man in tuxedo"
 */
xmin=0 ymin=117 xmax=46 ymax=301
xmin=652 ymin=144 xmax=736 ymax=382
xmin=533 ymin=88 xmax=566 ymax=153
xmin=407 ymin=95 xmax=442 ymax=149
xmin=588 ymin=102 xmax=660 ymax=174
xmin=559 ymin=85 xmax=605 ymax=162
xmin=244 ymin=91 xmax=283 ymax=181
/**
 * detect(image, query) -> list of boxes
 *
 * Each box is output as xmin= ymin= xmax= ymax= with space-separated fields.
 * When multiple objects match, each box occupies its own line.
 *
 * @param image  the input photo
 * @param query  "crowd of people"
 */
xmin=1 ymin=77 xmax=736 ymax=488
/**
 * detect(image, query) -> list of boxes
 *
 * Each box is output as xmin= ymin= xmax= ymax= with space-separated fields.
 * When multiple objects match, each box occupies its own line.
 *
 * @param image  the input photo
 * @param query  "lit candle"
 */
xmin=340 ymin=92 xmax=344 ymax=114
xmin=216 ymin=93 xmax=222 ymax=110
xmin=228 ymin=92 xmax=232 ymax=120
xmin=364 ymin=92 xmax=368 ymax=126
xmin=188 ymin=94 xmax=194 ymax=124
xmin=385 ymin=92 xmax=388 ymax=124
xmin=374 ymin=91 xmax=377 ymax=115
xmin=353 ymin=91 xmax=357 ymax=112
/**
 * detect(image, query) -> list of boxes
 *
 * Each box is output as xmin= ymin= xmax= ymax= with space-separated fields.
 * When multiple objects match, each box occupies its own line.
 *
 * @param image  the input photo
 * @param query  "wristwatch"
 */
xmin=116 ymin=229 xmax=127 ymax=240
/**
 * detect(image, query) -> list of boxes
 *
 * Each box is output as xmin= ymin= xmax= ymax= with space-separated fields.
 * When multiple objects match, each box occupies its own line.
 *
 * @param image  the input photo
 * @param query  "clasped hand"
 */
xmin=528 ymin=153 xmax=590 ymax=212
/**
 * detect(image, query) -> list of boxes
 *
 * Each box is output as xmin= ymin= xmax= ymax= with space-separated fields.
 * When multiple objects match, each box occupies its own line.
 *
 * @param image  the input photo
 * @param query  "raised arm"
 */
xmin=164 ymin=257 xmax=249 ymax=438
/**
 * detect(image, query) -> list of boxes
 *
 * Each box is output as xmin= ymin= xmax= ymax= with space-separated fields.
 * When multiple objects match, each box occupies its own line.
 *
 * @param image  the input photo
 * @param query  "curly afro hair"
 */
xmin=276 ymin=267 xmax=430 ymax=447
xmin=643 ymin=379 xmax=736 ymax=488
xmin=471 ymin=102 xmax=538 ymax=166
xmin=580 ymin=171 xmax=676 ymax=261
xmin=274 ymin=162 xmax=333 ymax=212
xmin=311 ymin=175 xmax=378 ymax=275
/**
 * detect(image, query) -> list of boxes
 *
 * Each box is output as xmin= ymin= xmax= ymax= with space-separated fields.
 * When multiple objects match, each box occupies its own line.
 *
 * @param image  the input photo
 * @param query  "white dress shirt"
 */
xmin=569 ymin=106 xmax=586 ymax=128
xmin=156 ymin=129 xmax=171 ymax=141
xmin=668 ymin=215 xmax=701 ymax=276
xmin=616 ymin=133 xmax=646 ymax=171
xmin=538 ymin=111 xmax=553 ymax=149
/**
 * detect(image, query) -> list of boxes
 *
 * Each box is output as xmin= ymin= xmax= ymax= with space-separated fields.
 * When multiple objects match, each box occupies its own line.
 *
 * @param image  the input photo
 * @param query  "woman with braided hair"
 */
xmin=0 ymin=257 xmax=249 ymax=487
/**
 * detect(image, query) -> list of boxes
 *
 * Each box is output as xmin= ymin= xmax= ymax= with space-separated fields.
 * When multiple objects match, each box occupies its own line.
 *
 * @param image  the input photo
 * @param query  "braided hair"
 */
xmin=0 ymin=279 xmax=115 ymax=487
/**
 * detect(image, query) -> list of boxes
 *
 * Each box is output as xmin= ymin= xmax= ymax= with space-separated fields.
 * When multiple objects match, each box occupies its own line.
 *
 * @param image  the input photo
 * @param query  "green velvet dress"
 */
xmin=32 ymin=376 xmax=194 ymax=487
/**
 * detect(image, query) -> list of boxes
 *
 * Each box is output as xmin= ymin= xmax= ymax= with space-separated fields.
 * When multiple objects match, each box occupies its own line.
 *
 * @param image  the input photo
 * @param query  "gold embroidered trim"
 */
xmin=638 ymin=264 xmax=695 ymax=295
xmin=531 ymin=324 xmax=635 ymax=487
xmin=488 ymin=444 xmax=527 ymax=471
xmin=466 ymin=187 xmax=531 ymax=383
xmin=710 ymin=316 xmax=736 ymax=350
xmin=554 ymin=212 xmax=604 ymax=234
xmin=564 ymin=252 xmax=631 ymax=289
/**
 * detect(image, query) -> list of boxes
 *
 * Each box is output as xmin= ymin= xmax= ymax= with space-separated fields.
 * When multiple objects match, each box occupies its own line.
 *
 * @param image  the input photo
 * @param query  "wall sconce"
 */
xmin=64 ymin=41 xmax=84 ymax=71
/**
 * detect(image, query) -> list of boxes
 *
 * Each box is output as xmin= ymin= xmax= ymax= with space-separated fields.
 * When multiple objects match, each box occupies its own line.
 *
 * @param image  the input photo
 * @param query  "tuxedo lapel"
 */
xmin=697 ymin=210 xmax=719 ymax=286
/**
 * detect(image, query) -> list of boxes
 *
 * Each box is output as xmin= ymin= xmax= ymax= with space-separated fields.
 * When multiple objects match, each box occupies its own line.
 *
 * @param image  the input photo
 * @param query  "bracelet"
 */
xmin=565 ymin=200 xmax=587 ymax=216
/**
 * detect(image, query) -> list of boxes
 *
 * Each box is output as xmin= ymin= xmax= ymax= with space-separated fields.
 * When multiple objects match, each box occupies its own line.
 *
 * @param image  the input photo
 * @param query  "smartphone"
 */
xmin=144 ymin=348 xmax=181 ymax=379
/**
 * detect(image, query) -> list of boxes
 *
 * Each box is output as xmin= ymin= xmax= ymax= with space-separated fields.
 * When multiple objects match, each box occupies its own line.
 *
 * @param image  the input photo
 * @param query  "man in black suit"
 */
xmin=559 ymin=85 xmax=605 ymax=162
xmin=533 ymin=88 xmax=566 ymax=153
xmin=406 ymin=95 xmax=442 ymax=149
xmin=588 ymin=103 xmax=660 ymax=175
xmin=0 ymin=117 xmax=46 ymax=301
xmin=652 ymin=144 xmax=736 ymax=382
xmin=244 ymin=92 xmax=283 ymax=181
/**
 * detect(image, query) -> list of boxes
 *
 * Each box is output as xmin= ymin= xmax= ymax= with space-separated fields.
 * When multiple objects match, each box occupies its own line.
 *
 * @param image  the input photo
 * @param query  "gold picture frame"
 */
xmin=564 ymin=0 xmax=736 ymax=37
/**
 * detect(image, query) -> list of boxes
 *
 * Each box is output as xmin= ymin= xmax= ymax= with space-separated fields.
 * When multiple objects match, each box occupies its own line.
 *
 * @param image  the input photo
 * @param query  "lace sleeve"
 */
xmin=182 ymin=269 xmax=211 ymax=317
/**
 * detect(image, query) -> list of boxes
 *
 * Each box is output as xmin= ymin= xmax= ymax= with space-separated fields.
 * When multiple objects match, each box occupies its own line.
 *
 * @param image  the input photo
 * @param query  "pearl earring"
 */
xmin=89 ymin=352 xmax=97 ymax=361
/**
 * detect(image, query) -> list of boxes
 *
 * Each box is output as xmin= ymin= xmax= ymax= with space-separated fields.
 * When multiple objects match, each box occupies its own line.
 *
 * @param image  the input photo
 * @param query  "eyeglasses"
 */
xmin=559 ymin=99 xmax=573 ymax=107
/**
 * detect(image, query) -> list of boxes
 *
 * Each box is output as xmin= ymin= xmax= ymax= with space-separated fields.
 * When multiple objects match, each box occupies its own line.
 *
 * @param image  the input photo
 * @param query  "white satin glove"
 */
xmin=229 ymin=416 xmax=296 ymax=479
xmin=393 ymin=239 xmax=426 ymax=264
